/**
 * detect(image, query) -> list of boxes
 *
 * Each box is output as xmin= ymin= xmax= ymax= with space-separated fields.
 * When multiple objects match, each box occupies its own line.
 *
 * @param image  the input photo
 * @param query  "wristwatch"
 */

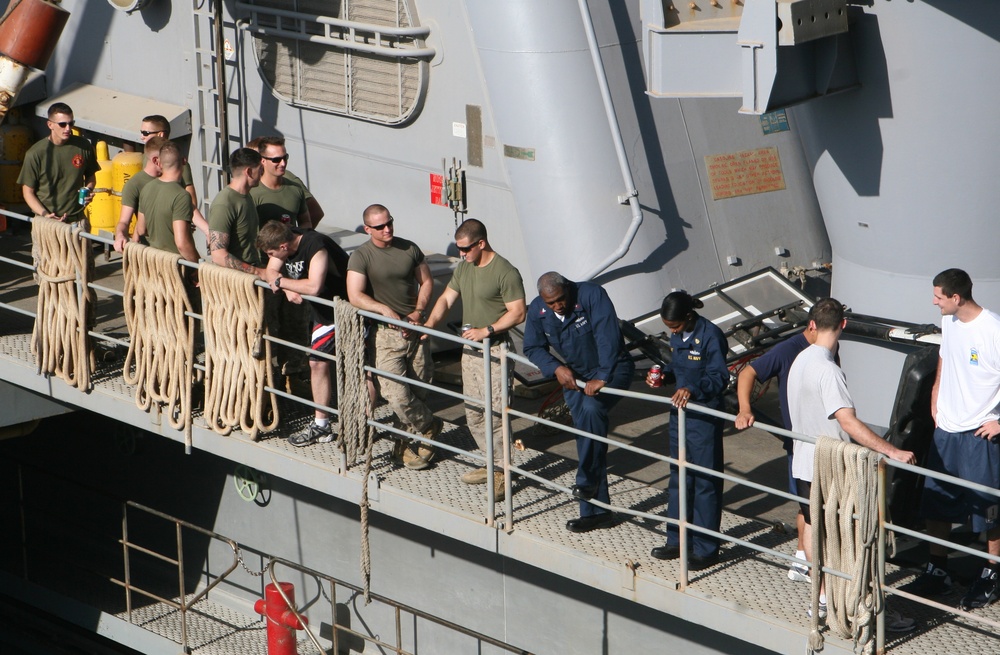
xmin=274 ymin=276 xmax=282 ymax=289
xmin=487 ymin=325 xmax=495 ymax=335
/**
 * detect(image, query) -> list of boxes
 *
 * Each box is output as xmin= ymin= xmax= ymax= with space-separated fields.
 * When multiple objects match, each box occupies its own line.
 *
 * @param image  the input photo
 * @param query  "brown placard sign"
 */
xmin=704 ymin=147 xmax=785 ymax=200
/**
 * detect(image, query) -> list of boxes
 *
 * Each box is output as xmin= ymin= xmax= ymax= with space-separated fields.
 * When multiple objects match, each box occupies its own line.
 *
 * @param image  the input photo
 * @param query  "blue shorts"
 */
xmin=920 ymin=427 xmax=1000 ymax=532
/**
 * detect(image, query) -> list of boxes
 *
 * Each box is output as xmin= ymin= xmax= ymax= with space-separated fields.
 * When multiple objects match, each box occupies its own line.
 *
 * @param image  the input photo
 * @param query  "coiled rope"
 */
xmin=334 ymin=298 xmax=374 ymax=602
xmin=200 ymin=264 xmax=279 ymax=440
xmin=121 ymin=243 xmax=195 ymax=447
xmin=808 ymin=437 xmax=882 ymax=654
xmin=30 ymin=217 xmax=95 ymax=391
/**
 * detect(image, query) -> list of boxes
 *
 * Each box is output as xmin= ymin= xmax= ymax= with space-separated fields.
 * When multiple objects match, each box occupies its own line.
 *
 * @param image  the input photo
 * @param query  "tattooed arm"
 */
xmin=209 ymin=229 xmax=262 ymax=276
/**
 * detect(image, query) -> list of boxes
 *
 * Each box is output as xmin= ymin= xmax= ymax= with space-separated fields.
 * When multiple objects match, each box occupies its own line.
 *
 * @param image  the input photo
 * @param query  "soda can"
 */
xmin=461 ymin=324 xmax=472 ymax=333
xmin=647 ymin=364 xmax=663 ymax=388
xmin=77 ymin=187 xmax=89 ymax=205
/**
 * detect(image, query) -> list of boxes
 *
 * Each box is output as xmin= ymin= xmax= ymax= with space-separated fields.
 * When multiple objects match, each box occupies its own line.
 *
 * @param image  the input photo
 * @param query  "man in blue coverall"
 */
xmin=523 ymin=272 xmax=635 ymax=533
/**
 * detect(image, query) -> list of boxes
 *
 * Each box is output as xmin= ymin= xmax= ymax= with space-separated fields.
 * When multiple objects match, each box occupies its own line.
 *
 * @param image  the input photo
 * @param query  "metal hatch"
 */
xmin=630 ymin=267 xmax=815 ymax=363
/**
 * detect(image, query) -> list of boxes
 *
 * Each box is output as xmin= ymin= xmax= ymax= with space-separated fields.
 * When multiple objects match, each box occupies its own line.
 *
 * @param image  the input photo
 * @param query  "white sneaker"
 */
xmin=806 ymin=602 xmax=827 ymax=620
xmin=788 ymin=563 xmax=811 ymax=583
xmin=885 ymin=608 xmax=916 ymax=633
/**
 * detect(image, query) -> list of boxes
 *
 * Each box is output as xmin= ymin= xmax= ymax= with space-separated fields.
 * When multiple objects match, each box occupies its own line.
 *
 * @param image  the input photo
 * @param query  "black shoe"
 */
xmin=566 ymin=513 xmax=617 ymax=533
xmin=959 ymin=568 xmax=999 ymax=610
xmin=572 ymin=484 xmax=599 ymax=500
xmin=688 ymin=552 xmax=720 ymax=571
xmin=650 ymin=544 xmax=682 ymax=560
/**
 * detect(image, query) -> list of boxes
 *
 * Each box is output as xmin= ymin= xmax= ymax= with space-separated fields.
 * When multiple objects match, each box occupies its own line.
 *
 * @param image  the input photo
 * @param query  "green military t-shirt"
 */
xmin=120 ymin=170 xmax=155 ymax=210
xmin=347 ymin=237 xmax=425 ymax=317
xmin=143 ymin=154 xmax=195 ymax=188
xmin=123 ymin=170 xmax=190 ymax=211
xmin=181 ymin=161 xmax=194 ymax=188
xmin=208 ymin=186 xmax=261 ymax=266
xmin=448 ymin=253 xmax=525 ymax=329
xmin=17 ymin=135 xmax=100 ymax=221
xmin=282 ymin=170 xmax=313 ymax=201
xmin=139 ymin=179 xmax=194 ymax=255
xmin=250 ymin=180 xmax=307 ymax=227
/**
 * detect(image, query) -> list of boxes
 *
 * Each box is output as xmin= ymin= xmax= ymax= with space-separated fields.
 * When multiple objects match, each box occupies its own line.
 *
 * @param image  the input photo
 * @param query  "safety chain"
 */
xmin=236 ymin=547 xmax=269 ymax=577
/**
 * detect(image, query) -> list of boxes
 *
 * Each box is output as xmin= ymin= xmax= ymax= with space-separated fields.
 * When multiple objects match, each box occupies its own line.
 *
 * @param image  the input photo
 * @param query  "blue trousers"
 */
xmin=666 ymin=410 xmax=724 ymax=557
xmin=562 ymin=365 xmax=632 ymax=517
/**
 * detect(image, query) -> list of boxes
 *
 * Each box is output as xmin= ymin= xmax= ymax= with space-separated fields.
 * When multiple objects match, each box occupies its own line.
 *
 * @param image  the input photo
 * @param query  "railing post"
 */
xmin=877 ymin=457 xmax=887 ymax=653
xmin=176 ymin=521 xmax=187 ymax=650
xmin=501 ymin=342 xmax=513 ymax=527
xmin=678 ymin=405 xmax=688 ymax=588
xmin=483 ymin=335 xmax=495 ymax=523
xmin=122 ymin=503 xmax=132 ymax=623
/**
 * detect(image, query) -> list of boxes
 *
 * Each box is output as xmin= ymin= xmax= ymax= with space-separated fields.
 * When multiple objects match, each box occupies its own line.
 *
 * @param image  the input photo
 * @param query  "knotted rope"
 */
xmin=200 ymin=264 xmax=279 ymax=440
xmin=30 ymin=217 xmax=95 ymax=391
xmin=121 ymin=243 xmax=196 ymax=447
xmin=334 ymin=298 xmax=375 ymax=603
xmin=808 ymin=437 xmax=882 ymax=654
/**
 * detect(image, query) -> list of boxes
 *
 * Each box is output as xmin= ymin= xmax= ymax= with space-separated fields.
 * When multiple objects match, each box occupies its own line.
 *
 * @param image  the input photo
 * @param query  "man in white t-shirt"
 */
xmin=914 ymin=268 xmax=1000 ymax=610
xmin=788 ymin=298 xmax=915 ymax=618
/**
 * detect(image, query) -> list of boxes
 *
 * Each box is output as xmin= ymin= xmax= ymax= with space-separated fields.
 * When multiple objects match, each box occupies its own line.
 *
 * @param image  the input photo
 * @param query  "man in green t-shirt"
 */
xmin=18 ymin=102 xmax=100 ymax=223
xmin=138 ymin=114 xmax=208 ymax=237
xmin=114 ymin=136 xmax=164 ymax=252
xmin=247 ymin=136 xmax=326 ymax=228
xmin=347 ymin=204 xmax=441 ymax=471
xmin=250 ymin=136 xmax=312 ymax=229
xmin=425 ymin=219 xmax=526 ymax=499
xmin=139 ymin=141 xmax=199 ymax=263
xmin=208 ymin=148 xmax=265 ymax=275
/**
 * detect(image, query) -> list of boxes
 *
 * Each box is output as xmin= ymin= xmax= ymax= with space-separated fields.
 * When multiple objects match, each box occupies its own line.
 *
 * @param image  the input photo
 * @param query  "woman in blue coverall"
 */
xmin=649 ymin=291 xmax=730 ymax=568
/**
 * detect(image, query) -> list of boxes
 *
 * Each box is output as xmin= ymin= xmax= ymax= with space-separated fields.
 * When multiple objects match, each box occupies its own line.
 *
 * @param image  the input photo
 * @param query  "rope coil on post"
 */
xmin=200 ymin=264 xmax=279 ymax=440
xmin=121 ymin=243 xmax=196 ymax=445
xmin=808 ymin=437 xmax=882 ymax=654
xmin=334 ymin=298 xmax=375 ymax=603
xmin=30 ymin=217 xmax=95 ymax=391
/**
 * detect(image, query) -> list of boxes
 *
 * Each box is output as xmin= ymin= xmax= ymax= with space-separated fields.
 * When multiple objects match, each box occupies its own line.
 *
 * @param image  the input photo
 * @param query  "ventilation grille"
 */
xmin=247 ymin=0 xmax=428 ymax=125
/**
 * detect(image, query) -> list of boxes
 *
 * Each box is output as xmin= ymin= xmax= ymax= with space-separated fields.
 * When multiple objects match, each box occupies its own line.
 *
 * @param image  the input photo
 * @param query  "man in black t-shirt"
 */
xmin=258 ymin=221 xmax=350 ymax=446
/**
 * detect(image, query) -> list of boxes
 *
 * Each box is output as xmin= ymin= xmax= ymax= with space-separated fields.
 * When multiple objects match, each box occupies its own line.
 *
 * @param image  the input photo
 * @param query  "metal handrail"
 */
xmin=236 ymin=2 xmax=436 ymax=60
xmin=111 ymin=501 xmax=242 ymax=650
xmin=6 ymin=208 xmax=1000 ymax=648
xmin=262 ymin=556 xmax=533 ymax=655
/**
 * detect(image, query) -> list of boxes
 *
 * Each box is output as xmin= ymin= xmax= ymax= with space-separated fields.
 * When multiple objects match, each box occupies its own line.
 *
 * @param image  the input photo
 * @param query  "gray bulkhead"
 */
xmin=789 ymin=2 xmax=1000 ymax=426
xmin=43 ymin=0 xmax=829 ymax=323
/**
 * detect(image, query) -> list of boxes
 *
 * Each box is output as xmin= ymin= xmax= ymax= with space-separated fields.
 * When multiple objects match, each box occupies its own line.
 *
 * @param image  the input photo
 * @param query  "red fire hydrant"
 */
xmin=254 ymin=582 xmax=308 ymax=655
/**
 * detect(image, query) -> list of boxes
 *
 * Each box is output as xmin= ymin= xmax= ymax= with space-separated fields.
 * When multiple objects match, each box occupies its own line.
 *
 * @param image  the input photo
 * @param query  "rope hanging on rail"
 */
xmin=200 ymin=264 xmax=279 ymax=440
xmin=121 ymin=243 xmax=196 ymax=447
xmin=30 ymin=217 xmax=95 ymax=391
xmin=334 ymin=298 xmax=375 ymax=603
xmin=808 ymin=437 xmax=882 ymax=655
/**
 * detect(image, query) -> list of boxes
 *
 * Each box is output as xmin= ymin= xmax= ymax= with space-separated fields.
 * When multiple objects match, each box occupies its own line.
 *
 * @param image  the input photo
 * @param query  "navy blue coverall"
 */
xmin=523 ymin=282 xmax=635 ymax=518
xmin=665 ymin=315 xmax=730 ymax=557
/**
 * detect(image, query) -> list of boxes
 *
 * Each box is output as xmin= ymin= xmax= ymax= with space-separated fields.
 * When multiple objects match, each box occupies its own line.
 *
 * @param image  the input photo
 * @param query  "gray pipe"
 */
xmin=577 ymin=0 xmax=645 ymax=281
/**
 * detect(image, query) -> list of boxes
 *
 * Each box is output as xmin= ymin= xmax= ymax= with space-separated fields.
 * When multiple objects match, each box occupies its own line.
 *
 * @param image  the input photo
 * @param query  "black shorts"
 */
xmin=796 ymin=478 xmax=812 ymax=525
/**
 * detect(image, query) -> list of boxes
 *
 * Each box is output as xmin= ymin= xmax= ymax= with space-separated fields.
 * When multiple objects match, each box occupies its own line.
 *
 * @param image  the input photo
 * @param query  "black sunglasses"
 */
xmin=365 ymin=218 xmax=394 ymax=231
xmin=263 ymin=154 xmax=289 ymax=164
xmin=456 ymin=240 xmax=481 ymax=253
xmin=54 ymin=120 xmax=76 ymax=128
xmin=139 ymin=129 xmax=161 ymax=137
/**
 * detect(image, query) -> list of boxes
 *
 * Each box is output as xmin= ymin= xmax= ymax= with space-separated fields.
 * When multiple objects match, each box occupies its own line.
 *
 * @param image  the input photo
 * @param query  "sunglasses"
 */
xmin=263 ymin=154 xmax=289 ymax=164
xmin=456 ymin=240 xmax=481 ymax=253
xmin=53 ymin=120 xmax=76 ymax=128
xmin=365 ymin=218 xmax=394 ymax=231
xmin=139 ymin=129 xmax=161 ymax=137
